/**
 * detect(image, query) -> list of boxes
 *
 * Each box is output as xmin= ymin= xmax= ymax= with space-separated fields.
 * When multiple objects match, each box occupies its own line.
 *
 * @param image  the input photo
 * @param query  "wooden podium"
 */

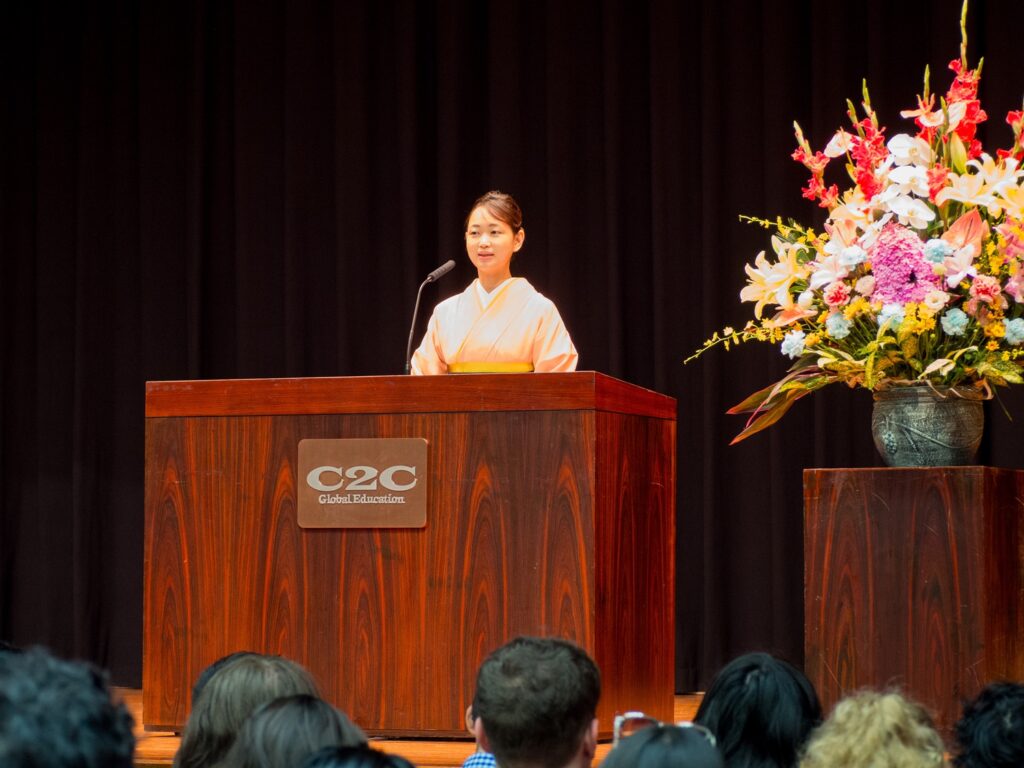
xmin=143 ymin=372 xmax=676 ymax=735
xmin=804 ymin=467 xmax=1024 ymax=733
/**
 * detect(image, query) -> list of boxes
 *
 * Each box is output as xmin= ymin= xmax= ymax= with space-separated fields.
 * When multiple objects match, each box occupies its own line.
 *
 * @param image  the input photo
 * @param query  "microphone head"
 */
xmin=426 ymin=259 xmax=457 ymax=282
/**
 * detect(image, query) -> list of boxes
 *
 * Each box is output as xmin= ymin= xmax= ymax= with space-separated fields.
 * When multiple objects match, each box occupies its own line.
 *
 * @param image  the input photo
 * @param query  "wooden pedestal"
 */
xmin=804 ymin=467 xmax=1024 ymax=733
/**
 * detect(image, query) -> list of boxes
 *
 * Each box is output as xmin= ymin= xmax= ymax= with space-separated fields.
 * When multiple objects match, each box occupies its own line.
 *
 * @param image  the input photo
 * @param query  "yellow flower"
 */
xmin=987 ymin=340 xmax=1000 ymax=351
xmin=985 ymin=322 xmax=1006 ymax=338
xmin=805 ymin=333 xmax=821 ymax=346
xmin=844 ymin=297 xmax=871 ymax=319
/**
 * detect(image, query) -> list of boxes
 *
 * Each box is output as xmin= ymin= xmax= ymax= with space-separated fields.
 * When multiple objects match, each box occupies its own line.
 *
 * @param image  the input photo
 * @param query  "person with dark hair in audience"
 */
xmin=799 ymin=690 xmax=946 ymax=768
xmin=694 ymin=652 xmax=821 ymax=768
xmin=471 ymin=636 xmax=601 ymax=768
xmin=954 ymin=681 xmax=1024 ymax=768
xmin=603 ymin=724 xmax=724 ymax=768
xmin=221 ymin=693 xmax=366 ymax=768
xmin=0 ymin=646 xmax=136 ymax=768
xmin=300 ymin=745 xmax=416 ymax=768
xmin=462 ymin=703 xmax=497 ymax=768
xmin=174 ymin=653 xmax=320 ymax=768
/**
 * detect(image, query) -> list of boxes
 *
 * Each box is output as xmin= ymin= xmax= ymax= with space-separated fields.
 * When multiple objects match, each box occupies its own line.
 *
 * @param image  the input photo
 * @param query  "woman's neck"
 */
xmin=478 ymin=272 xmax=512 ymax=292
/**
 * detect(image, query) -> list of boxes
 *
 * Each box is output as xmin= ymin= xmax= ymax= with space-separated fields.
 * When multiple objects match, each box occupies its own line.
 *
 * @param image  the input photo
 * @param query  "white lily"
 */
xmin=740 ymin=248 xmax=809 ymax=319
xmin=947 ymin=101 xmax=968 ymax=131
xmin=808 ymin=252 xmax=850 ymax=290
xmin=858 ymin=212 xmax=894 ymax=249
xmin=999 ymin=185 xmax=1024 ymax=220
xmin=943 ymin=247 xmax=978 ymax=288
xmin=966 ymin=155 xmax=1022 ymax=215
xmin=935 ymin=172 xmax=995 ymax=208
xmin=824 ymin=129 xmax=855 ymax=158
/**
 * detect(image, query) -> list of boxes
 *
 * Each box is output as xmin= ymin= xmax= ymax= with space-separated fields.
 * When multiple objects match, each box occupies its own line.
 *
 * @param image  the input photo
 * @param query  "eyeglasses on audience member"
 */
xmin=612 ymin=711 xmax=717 ymax=747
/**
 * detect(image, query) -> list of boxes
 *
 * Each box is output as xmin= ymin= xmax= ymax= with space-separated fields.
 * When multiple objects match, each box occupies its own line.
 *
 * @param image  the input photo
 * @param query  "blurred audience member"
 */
xmin=799 ymin=690 xmax=946 ymax=768
xmin=191 ymin=650 xmax=259 ymax=706
xmin=0 ymin=646 xmax=135 ymax=768
xmin=694 ymin=652 xmax=821 ymax=768
xmin=221 ymin=693 xmax=365 ymax=768
xmin=174 ymin=653 xmax=320 ymax=768
xmin=471 ymin=636 xmax=601 ymax=768
xmin=300 ymin=745 xmax=416 ymax=768
xmin=603 ymin=723 xmax=724 ymax=768
xmin=954 ymin=682 xmax=1024 ymax=768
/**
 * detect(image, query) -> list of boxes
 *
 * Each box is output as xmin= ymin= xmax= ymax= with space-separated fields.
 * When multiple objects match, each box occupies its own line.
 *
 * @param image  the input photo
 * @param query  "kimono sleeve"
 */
xmin=531 ymin=301 xmax=578 ymax=372
xmin=410 ymin=310 xmax=448 ymax=375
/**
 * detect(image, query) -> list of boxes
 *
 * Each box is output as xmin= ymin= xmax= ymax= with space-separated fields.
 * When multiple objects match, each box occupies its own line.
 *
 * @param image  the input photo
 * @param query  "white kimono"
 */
xmin=410 ymin=278 xmax=578 ymax=375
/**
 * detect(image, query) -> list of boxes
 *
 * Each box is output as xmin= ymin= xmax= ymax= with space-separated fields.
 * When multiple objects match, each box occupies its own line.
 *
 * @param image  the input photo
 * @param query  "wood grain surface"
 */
xmin=145 ymin=372 xmax=676 ymax=420
xmin=804 ymin=467 xmax=1024 ymax=735
xmin=144 ymin=374 xmax=676 ymax=736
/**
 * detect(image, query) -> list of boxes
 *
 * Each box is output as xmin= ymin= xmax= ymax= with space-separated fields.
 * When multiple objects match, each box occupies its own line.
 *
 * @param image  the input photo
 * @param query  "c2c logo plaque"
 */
xmin=297 ymin=438 xmax=427 ymax=528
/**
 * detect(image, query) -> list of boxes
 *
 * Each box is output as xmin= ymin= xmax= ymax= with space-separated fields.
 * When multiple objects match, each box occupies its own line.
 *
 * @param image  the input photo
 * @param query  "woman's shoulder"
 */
xmin=513 ymin=279 xmax=560 ymax=312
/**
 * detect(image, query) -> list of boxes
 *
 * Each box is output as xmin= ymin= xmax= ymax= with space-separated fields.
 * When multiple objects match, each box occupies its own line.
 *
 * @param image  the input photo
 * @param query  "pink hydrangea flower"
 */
xmin=823 ymin=281 xmax=851 ymax=307
xmin=869 ymin=222 xmax=943 ymax=303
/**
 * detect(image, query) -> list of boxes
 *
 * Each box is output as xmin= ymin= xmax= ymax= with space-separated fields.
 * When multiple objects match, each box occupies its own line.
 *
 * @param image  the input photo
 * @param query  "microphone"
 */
xmin=405 ymin=260 xmax=456 ymax=374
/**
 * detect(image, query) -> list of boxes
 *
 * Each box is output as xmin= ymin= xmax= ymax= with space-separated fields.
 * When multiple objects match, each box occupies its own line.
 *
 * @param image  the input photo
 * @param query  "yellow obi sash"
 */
xmin=448 ymin=362 xmax=535 ymax=374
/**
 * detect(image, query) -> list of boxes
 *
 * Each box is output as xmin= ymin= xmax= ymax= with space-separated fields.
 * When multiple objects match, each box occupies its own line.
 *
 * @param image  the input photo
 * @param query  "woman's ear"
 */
xmin=513 ymin=227 xmax=525 ymax=251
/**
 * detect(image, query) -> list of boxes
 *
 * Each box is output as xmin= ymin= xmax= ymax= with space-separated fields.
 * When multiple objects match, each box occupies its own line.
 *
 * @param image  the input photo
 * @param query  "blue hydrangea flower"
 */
xmin=941 ymin=308 xmax=969 ymax=336
xmin=924 ymin=238 xmax=953 ymax=263
xmin=839 ymin=245 xmax=868 ymax=268
xmin=826 ymin=312 xmax=852 ymax=339
xmin=878 ymin=303 xmax=905 ymax=329
xmin=1005 ymin=318 xmax=1024 ymax=345
xmin=780 ymin=330 xmax=806 ymax=359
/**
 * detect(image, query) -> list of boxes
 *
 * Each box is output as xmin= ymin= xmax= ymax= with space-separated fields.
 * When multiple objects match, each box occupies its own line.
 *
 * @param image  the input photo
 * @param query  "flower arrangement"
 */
xmin=688 ymin=3 xmax=1024 ymax=444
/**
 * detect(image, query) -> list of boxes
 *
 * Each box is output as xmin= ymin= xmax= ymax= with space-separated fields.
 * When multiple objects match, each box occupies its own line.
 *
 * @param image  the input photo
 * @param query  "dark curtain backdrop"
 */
xmin=3 ymin=0 xmax=1024 ymax=689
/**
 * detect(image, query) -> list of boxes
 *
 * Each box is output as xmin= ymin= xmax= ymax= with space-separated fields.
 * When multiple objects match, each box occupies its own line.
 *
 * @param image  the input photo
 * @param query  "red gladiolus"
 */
xmin=927 ymin=165 xmax=950 ymax=202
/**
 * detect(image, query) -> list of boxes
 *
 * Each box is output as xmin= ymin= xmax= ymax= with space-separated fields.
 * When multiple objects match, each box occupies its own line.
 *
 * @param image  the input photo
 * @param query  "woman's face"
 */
xmin=465 ymin=205 xmax=524 ymax=288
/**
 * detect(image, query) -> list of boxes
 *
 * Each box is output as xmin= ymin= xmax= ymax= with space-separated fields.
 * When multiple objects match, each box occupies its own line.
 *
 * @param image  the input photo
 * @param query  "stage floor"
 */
xmin=121 ymin=690 xmax=701 ymax=767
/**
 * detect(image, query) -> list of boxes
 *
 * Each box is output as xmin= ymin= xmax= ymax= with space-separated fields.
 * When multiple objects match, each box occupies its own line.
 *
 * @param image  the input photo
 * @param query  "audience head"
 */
xmin=603 ymin=724 xmax=724 ymax=768
xmin=799 ymin=690 xmax=946 ymax=768
xmin=221 ymin=693 xmax=366 ymax=768
xmin=191 ymin=650 xmax=259 ymax=706
xmin=694 ymin=652 xmax=821 ymax=768
xmin=300 ymin=745 xmax=416 ymax=768
xmin=954 ymin=682 xmax=1024 ymax=768
xmin=0 ymin=646 xmax=135 ymax=768
xmin=472 ymin=636 xmax=601 ymax=768
xmin=174 ymin=653 xmax=320 ymax=768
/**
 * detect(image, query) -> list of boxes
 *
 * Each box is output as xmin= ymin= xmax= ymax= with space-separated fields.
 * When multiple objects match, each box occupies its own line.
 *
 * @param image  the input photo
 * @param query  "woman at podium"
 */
xmin=410 ymin=191 xmax=578 ymax=375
